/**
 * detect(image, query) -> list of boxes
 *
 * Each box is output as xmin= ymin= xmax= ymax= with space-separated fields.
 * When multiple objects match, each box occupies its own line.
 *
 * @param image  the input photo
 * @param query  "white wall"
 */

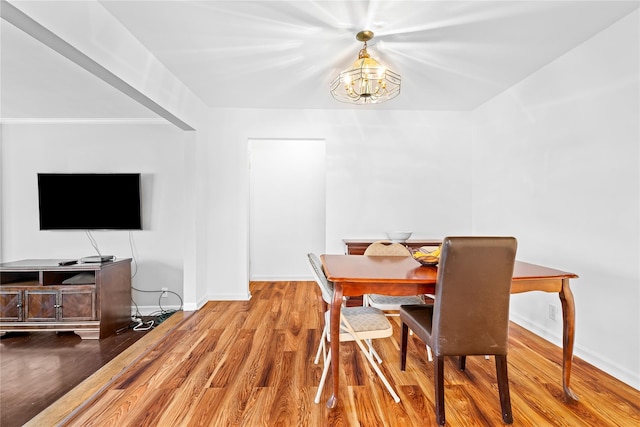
xmin=206 ymin=108 xmax=472 ymax=299
xmin=0 ymin=123 xmax=189 ymax=313
xmin=472 ymin=11 xmax=639 ymax=388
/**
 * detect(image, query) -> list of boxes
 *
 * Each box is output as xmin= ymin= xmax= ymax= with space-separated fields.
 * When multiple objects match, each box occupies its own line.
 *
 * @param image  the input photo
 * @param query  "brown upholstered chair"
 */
xmin=399 ymin=236 xmax=517 ymax=425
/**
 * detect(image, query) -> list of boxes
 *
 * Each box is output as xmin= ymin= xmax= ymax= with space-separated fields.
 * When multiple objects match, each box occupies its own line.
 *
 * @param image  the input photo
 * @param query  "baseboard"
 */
xmin=184 ymin=301 xmax=199 ymax=312
xmin=510 ymin=314 xmax=640 ymax=390
xmin=132 ymin=292 xmax=252 ymax=316
xmin=250 ymin=275 xmax=312 ymax=281
xmin=206 ymin=292 xmax=251 ymax=301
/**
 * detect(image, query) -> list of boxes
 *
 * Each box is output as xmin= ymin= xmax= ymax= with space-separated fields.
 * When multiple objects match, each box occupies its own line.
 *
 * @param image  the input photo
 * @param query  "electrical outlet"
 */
xmin=161 ymin=287 xmax=168 ymax=298
xmin=548 ymin=304 xmax=558 ymax=321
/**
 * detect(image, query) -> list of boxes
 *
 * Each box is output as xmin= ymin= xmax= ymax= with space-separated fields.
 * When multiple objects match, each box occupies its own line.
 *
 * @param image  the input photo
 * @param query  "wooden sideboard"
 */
xmin=0 ymin=259 xmax=131 ymax=339
xmin=343 ymin=239 xmax=442 ymax=255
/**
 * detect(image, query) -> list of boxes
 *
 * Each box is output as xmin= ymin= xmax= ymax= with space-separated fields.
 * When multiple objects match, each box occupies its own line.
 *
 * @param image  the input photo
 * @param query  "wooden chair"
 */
xmin=399 ymin=236 xmax=517 ymax=425
xmin=307 ymin=253 xmax=400 ymax=404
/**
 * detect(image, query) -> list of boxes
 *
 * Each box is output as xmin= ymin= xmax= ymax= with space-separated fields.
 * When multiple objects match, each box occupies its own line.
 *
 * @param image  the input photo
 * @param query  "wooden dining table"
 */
xmin=320 ymin=254 xmax=579 ymax=409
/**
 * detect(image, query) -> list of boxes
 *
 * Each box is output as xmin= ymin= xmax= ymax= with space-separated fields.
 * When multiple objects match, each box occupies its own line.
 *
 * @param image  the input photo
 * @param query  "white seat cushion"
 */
xmin=367 ymin=294 xmax=426 ymax=309
xmin=325 ymin=306 xmax=393 ymax=342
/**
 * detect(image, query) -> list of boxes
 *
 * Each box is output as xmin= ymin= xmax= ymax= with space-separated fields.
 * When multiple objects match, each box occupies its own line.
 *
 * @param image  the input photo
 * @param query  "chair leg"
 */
xmin=340 ymin=314 xmax=400 ymax=403
xmin=400 ymin=322 xmax=409 ymax=371
xmin=434 ymin=356 xmax=446 ymax=425
xmin=426 ymin=345 xmax=433 ymax=362
xmin=495 ymin=355 xmax=513 ymax=424
xmin=352 ymin=334 xmax=401 ymax=402
xmin=356 ymin=340 xmax=400 ymax=403
xmin=314 ymin=350 xmax=332 ymax=404
xmin=314 ymin=325 xmax=327 ymax=364
xmin=366 ymin=338 xmax=384 ymax=364
xmin=458 ymin=355 xmax=466 ymax=371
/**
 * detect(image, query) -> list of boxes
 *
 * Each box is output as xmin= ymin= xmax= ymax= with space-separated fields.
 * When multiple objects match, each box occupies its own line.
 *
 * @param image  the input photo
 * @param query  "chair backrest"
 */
xmin=307 ymin=253 xmax=333 ymax=304
xmin=364 ymin=241 xmax=411 ymax=256
xmin=432 ymin=236 xmax=517 ymax=356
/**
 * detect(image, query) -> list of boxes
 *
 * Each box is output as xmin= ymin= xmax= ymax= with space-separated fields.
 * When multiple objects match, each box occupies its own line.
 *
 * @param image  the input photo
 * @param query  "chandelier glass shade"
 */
xmin=330 ymin=31 xmax=401 ymax=105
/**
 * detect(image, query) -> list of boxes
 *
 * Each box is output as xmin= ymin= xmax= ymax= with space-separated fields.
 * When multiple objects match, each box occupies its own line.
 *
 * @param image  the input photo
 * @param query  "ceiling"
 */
xmin=1 ymin=1 xmax=638 ymax=121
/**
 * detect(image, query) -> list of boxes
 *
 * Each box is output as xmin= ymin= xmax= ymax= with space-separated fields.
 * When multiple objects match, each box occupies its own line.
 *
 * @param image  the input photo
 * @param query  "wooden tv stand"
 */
xmin=0 ymin=258 xmax=131 ymax=339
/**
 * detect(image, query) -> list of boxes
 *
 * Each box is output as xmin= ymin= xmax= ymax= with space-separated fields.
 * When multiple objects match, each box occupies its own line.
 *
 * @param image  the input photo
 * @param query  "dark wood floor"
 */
xmin=0 ymin=322 xmax=153 ymax=427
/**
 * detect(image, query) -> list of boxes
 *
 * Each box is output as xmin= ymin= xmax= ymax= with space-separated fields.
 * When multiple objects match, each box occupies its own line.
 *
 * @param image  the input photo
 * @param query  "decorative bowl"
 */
xmin=413 ymin=255 xmax=439 ymax=266
xmin=411 ymin=246 xmax=440 ymax=266
xmin=385 ymin=231 xmax=412 ymax=243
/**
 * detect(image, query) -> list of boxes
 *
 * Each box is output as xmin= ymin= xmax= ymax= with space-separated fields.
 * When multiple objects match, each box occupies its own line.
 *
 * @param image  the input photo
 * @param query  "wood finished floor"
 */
xmin=0 ymin=323 xmax=152 ymax=427
xmin=25 ymin=281 xmax=640 ymax=426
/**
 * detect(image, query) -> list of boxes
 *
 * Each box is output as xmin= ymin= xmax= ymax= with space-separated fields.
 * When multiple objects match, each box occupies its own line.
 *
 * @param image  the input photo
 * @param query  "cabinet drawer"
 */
xmin=0 ymin=290 xmax=23 ymax=321
xmin=25 ymin=290 xmax=58 ymax=321
xmin=60 ymin=289 xmax=96 ymax=321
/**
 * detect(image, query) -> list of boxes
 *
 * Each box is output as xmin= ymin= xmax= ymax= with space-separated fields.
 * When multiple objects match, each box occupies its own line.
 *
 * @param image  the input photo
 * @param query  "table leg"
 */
xmin=327 ymin=284 xmax=343 ymax=409
xmin=559 ymin=278 xmax=579 ymax=402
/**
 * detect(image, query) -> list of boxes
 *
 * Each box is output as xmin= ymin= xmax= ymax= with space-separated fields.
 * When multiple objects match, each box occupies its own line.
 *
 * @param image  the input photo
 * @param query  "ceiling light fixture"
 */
xmin=330 ymin=30 xmax=401 ymax=105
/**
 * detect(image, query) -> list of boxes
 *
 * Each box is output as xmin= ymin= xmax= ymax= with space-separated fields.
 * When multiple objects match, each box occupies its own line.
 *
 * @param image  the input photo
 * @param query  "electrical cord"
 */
xmin=130 ymin=287 xmax=183 ymax=309
xmin=128 ymin=230 xmax=139 ymax=280
xmin=84 ymin=228 xmax=183 ymax=332
xmin=128 ymin=230 xmax=183 ymax=311
xmin=132 ymin=317 xmax=155 ymax=331
xmin=129 ymin=287 xmax=182 ymax=329
xmin=85 ymin=230 xmax=102 ymax=256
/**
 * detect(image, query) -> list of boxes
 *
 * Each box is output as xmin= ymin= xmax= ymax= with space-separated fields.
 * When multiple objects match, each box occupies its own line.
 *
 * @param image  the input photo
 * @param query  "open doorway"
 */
xmin=248 ymin=139 xmax=326 ymax=280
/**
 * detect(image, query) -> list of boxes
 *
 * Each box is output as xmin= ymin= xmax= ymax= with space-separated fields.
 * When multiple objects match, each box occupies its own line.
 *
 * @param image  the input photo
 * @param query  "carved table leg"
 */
xmin=559 ymin=278 xmax=579 ymax=401
xmin=327 ymin=284 xmax=343 ymax=409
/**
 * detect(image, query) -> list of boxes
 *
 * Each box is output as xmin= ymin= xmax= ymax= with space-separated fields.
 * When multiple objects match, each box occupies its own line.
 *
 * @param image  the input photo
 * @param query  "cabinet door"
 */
xmin=60 ymin=289 xmax=96 ymax=321
xmin=25 ymin=290 xmax=58 ymax=321
xmin=0 ymin=290 xmax=23 ymax=321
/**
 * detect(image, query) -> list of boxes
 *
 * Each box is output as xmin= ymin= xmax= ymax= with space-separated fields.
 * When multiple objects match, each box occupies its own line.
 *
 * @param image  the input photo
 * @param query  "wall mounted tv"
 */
xmin=38 ymin=173 xmax=142 ymax=230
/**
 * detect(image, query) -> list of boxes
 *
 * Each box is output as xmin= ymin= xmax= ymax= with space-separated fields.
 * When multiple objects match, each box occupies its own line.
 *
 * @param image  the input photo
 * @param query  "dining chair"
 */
xmin=362 ymin=240 xmax=428 ymax=312
xmin=363 ymin=240 xmax=434 ymax=361
xmin=307 ymin=253 xmax=400 ymax=404
xmin=399 ymin=236 xmax=517 ymax=425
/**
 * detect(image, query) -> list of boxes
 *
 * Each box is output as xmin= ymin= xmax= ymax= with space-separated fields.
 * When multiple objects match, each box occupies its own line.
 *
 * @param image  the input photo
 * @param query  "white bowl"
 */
xmin=385 ymin=231 xmax=412 ymax=243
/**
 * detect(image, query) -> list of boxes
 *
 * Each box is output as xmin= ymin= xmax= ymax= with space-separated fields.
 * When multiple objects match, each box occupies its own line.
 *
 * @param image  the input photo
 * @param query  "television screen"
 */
xmin=38 ymin=173 xmax=142 ymax=230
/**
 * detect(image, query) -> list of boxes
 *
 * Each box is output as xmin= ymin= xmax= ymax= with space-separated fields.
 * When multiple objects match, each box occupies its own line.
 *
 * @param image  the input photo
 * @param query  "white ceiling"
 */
xmin=1 ymin=1 xmax=638 ymax=120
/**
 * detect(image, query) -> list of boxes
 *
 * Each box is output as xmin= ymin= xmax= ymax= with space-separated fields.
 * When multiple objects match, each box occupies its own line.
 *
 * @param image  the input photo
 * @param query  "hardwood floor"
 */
xmin=24 ymin=281 xmax=640 ymax=426
xmin=0 ymin=326 xmax=150 ymax=427
xmin=0 ymin=314 xmax=182 ymax=427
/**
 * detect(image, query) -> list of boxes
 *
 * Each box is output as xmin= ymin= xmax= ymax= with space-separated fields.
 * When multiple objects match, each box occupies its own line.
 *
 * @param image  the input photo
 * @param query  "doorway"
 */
xmin=248 ymin=139 xmax=326 ymax=280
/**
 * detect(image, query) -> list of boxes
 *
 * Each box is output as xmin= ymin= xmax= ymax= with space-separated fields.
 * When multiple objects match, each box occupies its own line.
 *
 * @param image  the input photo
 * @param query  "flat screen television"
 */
xmin=38 ymin=173 xmax=142 ymax=230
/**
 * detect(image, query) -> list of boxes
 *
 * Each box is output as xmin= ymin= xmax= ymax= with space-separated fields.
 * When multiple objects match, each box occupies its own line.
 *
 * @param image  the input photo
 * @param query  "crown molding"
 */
xmin=0 ymin=118 xmax=171 ymax=125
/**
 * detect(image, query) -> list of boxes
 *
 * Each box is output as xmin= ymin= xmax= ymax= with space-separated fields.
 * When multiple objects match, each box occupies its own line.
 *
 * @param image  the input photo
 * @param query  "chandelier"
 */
xmin=330 ymin=30 xmax=401 ymax=105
